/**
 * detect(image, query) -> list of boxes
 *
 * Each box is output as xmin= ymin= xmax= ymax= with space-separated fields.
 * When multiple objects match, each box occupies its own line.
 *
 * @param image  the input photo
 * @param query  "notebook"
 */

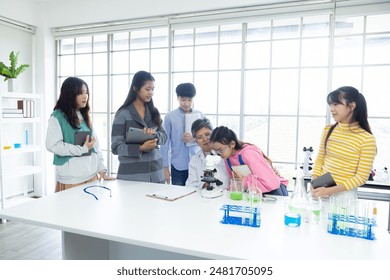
xmin=311 ymin=172 xmax=336 ymax=188
xmin=231 ymin=164 xmax=252 ymax=177
xmin=74 ymin=131 xmax=91 ymax=156
xmin=125 ymin=127 xmax=156 ymax=144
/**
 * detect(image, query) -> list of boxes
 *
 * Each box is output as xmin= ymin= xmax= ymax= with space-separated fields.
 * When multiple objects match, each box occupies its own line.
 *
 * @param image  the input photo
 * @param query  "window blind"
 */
xmin=0 ymin=15 xmax=36 ymax=34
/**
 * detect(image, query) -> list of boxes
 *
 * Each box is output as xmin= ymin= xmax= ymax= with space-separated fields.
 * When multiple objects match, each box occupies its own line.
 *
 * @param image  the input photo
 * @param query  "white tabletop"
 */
xmin=1 ymin=179 xmax=389 ymax=260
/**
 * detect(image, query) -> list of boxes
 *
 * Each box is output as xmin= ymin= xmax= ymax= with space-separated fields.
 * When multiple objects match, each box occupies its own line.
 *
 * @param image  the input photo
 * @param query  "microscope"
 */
xmin=200 ymin=154 xmax=224 ymax=198
xmin=300 ymin=146 xmax=313 ymax=176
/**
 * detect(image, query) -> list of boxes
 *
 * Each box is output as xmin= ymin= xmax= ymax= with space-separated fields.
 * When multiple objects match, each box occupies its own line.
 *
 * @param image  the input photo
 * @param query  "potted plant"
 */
xmin=0 ymin=51 xmax=30 ymax=92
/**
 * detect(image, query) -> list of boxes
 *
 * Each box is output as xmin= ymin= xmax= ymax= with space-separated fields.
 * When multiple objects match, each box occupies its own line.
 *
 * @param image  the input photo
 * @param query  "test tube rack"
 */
xmin=220 ymin=204 xmax=261 ymax=228
xmin=327 ymin=198 xmax=377 ymax=240
xmin=327 ymin=213 xmax=377 ymax=240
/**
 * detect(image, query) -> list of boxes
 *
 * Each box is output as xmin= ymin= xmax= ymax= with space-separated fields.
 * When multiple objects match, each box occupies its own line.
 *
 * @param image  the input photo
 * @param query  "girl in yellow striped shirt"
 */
xmin=312 ymin=86 xmax=376 ymax=200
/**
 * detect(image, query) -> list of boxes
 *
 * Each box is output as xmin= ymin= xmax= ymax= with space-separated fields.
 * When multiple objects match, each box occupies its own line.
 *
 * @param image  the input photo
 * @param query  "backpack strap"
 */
xmin=226 ymin=158 xmax=232 ymax=171
xmin=238 ymin=155 xmax=245 ymax=165
xmin=227 ymin=155 xmax=245 ymax=171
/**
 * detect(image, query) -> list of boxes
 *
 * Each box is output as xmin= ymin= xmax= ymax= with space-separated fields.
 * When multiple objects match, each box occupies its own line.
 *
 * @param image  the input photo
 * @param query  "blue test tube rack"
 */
xmin=327 ymin=198 xmax=377 ymax=240
xmin=327 ymin=213 xmax=377 ymax=240
xmin=220 ymin=204 xmax=261 ymax=228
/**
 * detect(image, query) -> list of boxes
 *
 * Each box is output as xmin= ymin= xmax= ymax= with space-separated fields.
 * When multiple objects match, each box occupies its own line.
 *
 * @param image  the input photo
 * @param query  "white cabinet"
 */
xmin=0 ymin=92 xmax=45 ymax=211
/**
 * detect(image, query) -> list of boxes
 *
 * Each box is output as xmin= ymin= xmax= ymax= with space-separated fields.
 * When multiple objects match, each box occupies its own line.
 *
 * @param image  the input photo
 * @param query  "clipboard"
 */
xmin=126 ymin=127 xmax=156 ymax=144
xmin=311 ymin=172 xmax=336 ymax=188
xmin=231 ymin=164 xmax=252 ymax=177
xmin=74 ymin=131 xmax=91 ymax=156
xmin=146 ymin=186 xmax=197 ymax=201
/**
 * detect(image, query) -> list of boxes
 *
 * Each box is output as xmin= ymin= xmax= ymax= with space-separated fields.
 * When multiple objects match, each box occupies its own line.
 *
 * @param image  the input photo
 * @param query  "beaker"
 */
xmin=229 ymin=179 xmax=243 ymax=200
xmin=307 ymin=196 xmax=322 ymax=224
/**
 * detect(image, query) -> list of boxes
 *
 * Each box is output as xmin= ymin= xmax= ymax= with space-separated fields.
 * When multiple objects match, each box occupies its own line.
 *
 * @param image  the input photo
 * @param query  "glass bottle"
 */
xmin=284 ymin=174 xmax=309 ymax=226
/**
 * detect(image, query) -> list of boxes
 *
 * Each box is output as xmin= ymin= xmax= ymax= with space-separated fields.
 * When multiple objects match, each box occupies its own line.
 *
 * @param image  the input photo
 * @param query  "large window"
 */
xmin=56 ymin=8 xmax=390 ymax=178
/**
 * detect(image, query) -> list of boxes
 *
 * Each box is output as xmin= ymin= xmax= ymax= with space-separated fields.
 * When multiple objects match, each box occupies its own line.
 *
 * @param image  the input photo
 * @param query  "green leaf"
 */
xmin=0 ymin=51 xmax=29 ymax=81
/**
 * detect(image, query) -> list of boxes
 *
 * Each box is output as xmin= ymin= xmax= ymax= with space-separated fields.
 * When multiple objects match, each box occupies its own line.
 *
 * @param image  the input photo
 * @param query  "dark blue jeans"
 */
xmin=170 ymin=164 xmax=188 ymax=186
xmin=266 ymin=183 xmax=289 ymax=196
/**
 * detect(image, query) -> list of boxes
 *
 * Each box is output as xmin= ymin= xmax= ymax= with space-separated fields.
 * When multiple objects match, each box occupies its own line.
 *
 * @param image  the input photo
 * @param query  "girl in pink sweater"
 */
xmin=210 ymin=126 xmax=288 ymax=196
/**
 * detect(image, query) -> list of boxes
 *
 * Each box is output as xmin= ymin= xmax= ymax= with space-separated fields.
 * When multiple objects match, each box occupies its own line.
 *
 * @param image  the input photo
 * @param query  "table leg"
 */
xmin=62 ymin=232 xmax=109 ymax=260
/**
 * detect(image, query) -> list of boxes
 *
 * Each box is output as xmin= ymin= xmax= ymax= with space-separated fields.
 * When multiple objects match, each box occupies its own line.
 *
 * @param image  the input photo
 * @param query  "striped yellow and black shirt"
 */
xmin=312 ymin=122 xmax=376 ymax=191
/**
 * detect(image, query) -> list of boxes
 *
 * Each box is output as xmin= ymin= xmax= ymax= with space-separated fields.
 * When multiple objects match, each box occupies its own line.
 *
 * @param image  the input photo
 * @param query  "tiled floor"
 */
xmin=0 ymin=220 xmax=62 ymax=260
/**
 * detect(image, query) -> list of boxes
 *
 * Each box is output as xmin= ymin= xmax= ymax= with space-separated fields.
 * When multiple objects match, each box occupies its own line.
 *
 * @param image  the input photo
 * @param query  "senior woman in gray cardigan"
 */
xmin=111 ymin=71 xmax=167 ymax=183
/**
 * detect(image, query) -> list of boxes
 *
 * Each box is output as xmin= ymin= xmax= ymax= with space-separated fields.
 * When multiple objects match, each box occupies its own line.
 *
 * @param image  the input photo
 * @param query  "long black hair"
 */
xmin=209 ymin=126 xmax=244 ymax=149
xmin=117 ymin=70 xmax=162 ymax=128
xmin=54 ymin=76 xmax=92 ymax=129
xmin=325 ymin=86 xmax=372 ymax=148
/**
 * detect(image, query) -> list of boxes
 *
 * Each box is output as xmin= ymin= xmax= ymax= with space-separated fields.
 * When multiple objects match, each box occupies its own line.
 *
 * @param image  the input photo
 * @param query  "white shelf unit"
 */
xmin=0 ymin=91 xmax=45 ymax=210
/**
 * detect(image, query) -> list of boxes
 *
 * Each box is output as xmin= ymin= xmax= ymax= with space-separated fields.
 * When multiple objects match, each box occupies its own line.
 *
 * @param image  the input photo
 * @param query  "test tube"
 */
xmin=356 ymin=200 xmax=364 ymax=237
xmin=363 ymin=201 xmax=369 ymax=237
xmin=340 ymin=198 xmax=348 ymax=234
xmin=350 ymin=198 xmax=358 ymax=235
xmin=371 ymin=202 xmax=377 ymax=225
xmin=328 ymin=196 xmax=336 ymax=232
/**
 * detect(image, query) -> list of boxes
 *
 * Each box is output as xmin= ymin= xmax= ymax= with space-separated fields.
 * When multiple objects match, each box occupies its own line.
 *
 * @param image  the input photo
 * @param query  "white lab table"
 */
xmin=0 ymin=180 xmax=389 ymax=260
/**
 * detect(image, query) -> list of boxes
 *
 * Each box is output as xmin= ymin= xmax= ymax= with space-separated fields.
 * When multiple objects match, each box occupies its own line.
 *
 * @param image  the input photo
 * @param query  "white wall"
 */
xmin=43 ymin=0 xmax=283 ymax=27
xmin=0 ymin=0 xmax=36 ymax=25
xmin=0 ymin=0 xmax=291 ymax=27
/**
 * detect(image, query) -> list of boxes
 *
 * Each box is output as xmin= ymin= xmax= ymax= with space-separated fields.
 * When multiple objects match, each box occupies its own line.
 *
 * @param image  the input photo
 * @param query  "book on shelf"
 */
xmin=17 ymin=100 xmax=35 ymax=118
xmin=2 ymin=113 xmax=24 ymax=118
xmin=2 ymin=108 xmax=23 ymax=114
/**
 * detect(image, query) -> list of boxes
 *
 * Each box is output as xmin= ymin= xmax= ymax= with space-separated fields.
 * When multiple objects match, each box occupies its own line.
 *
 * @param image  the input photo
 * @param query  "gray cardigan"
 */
xmin=111 ymin=104 xmax=167 ymax=183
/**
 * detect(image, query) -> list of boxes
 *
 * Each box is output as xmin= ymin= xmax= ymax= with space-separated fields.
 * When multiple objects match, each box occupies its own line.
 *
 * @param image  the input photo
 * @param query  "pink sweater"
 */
xmin=225 ymin=144 xmax=288 ymax=193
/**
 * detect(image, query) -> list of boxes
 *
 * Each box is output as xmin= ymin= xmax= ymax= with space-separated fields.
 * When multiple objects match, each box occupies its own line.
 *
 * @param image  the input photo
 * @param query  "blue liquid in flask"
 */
xmin=284 ymin=213 xmax=301 ymax=227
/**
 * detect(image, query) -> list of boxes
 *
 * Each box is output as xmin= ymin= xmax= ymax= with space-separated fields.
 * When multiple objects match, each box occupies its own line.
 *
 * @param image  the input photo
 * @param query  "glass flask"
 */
xmin=284 ymin=174 xmax=309 ymax=227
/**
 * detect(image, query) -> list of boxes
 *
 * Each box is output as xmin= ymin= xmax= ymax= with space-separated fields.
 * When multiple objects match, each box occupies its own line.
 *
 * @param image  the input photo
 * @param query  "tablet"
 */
xmin=311 ymin=172 xmax=336 ymax=188
xmin=125 ymin=127 xmax=156 ymax=144
xmin=74 ymin=131 xmax=91 ymax=156
xmin=184 ymin=112 xmax=202 ymax=134
xmin=184 ymin=112 xmax=201 ymax=147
